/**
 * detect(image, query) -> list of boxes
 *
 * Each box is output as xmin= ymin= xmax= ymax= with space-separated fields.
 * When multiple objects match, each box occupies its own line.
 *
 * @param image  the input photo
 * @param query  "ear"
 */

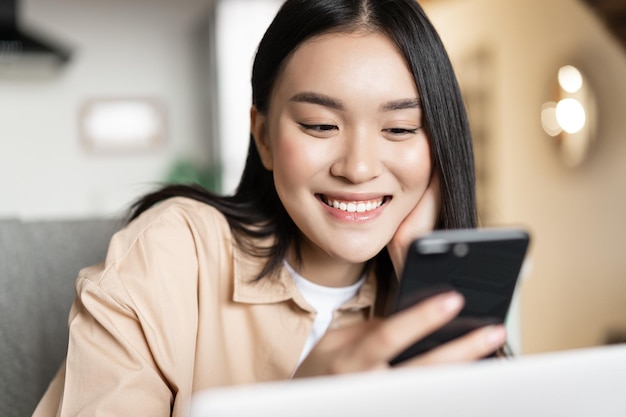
xmin=250 ymin=106 xmax=273 ymax=171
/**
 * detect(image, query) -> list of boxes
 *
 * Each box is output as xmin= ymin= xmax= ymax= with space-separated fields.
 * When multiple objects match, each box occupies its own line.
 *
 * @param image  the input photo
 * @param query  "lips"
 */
xmin=319 ymin=195 xmax=388 ymax=213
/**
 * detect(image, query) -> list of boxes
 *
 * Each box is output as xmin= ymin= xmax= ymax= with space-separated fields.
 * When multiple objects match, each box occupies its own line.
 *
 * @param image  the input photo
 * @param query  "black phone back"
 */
xmin=389 ymin=228 xmax=530 ymax=365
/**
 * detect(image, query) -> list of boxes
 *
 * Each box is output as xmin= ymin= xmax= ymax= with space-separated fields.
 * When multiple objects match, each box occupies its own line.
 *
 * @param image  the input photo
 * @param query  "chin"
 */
xmin=332 ymin=245 xmax=386 ymax=265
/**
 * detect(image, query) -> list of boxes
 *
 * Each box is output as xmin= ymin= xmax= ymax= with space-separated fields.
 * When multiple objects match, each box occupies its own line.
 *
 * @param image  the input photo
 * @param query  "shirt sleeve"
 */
xmin=34 ymin=202 xmax=204 ymax=417
xmin=59 ymin=269 xmax=174 ymax=416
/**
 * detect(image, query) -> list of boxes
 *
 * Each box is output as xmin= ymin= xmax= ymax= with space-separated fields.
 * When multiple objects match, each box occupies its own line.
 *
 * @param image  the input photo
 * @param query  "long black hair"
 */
xmin=128 ymin=0 xmax=476 ymax=284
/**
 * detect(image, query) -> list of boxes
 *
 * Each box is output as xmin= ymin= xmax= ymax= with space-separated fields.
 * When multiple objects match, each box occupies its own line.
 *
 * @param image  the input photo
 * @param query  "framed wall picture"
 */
xmin=79 ymin=97 xmax=167 ymax=153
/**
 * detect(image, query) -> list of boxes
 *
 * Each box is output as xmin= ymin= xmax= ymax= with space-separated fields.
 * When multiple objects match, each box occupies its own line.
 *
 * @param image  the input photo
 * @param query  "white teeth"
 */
xmin=324 ymin=197 xmax=384 ymax=213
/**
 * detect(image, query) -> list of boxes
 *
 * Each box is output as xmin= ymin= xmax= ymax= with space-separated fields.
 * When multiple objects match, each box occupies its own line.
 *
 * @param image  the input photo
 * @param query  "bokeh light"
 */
xmin=555 ymin=98 xmax=586 ymax=134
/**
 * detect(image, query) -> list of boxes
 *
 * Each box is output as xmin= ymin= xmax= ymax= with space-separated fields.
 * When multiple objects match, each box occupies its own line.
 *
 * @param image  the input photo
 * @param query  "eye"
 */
xmin=298 ymin=123 xmax=338 ymax=137
xmin=383 ymin=127 xmax=421 ymax=140
xmin=299 ymin=123 xmax=337 ymax=132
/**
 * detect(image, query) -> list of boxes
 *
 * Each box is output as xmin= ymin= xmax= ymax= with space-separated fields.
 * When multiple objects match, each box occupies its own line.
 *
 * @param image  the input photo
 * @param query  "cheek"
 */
xmin=269 ymin=110 xmax=335 ymax=186
xmin=393 ymin=138 xmax=432 ymax=196
xmin=270 ymin=129 xmax=322 ymax=191
xmin=273 ymin=138 xmax=304 ymax=184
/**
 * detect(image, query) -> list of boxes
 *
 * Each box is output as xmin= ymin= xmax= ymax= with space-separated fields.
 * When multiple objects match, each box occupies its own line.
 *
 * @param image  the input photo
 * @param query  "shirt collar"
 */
xmin=232 ymin=242 xmax=377 ymax=313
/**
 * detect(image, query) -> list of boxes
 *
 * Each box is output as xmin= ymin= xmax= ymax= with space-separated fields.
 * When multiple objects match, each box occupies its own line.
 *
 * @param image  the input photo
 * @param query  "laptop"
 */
xmin=189 ymin=344 xmax=626 ymax=417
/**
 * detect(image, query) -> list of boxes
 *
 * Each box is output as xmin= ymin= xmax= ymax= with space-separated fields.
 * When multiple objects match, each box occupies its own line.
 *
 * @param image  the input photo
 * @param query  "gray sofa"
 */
xmin=0 ymin=218 xmax=121 ymax=417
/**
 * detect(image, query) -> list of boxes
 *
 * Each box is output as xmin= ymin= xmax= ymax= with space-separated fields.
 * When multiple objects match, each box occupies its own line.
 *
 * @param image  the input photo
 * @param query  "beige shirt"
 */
xmin=33 ymin=197 xmax=377 ymax=417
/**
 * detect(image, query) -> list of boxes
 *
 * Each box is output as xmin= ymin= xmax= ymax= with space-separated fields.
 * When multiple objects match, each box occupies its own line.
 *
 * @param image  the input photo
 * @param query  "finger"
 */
xmin=388 ymin=172 xmax=442 ymax=275
xmin=405 ymin=171 xmax=441 ymax=235
xmin=402 ymin=171 xmax=441 ymax=238
xmin=356 ymin=291 xmax=464 ymax=366
xmin=402 ymin=324 xmax=507 ymax=367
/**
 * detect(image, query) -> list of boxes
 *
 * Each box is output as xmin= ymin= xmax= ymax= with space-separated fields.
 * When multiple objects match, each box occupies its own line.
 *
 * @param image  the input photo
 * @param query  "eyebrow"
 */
xmin=290 ymin=92 xmax=344 ymax=110
xmin=289 ymin=92 xmax=421 ymax=112
xmin=380 ymin=98 xmax=422 ymax=111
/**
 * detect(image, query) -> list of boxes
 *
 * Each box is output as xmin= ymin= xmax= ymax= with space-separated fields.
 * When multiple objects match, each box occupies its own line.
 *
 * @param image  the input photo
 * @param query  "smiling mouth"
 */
xmin=319 ymin=195 xmax=390 ymax=213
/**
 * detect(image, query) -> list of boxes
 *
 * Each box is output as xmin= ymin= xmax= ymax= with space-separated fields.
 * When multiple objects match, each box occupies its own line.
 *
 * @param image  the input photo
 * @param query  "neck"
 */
xmin=287 ymin=247 xmax=366 ymax=288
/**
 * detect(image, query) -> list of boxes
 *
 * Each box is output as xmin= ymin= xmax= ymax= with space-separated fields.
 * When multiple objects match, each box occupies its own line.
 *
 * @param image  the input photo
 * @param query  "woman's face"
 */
xmin=252 ymin=32 xmax=432 ymax=281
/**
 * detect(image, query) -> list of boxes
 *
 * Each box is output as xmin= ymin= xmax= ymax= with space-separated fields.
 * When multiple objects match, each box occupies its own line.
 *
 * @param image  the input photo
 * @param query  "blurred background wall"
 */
xmin=424 ymin=0 xmax=626 ymax=354
xmin=0 ymin=0 xmax=218 ymax=219
xmin=1 ymin=0 xmax=625 ymax=355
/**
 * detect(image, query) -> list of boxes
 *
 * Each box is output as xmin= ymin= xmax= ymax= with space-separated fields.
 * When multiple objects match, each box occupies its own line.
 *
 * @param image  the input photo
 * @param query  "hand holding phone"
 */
xmin=388 ymin=228 xmax=530 ymax=365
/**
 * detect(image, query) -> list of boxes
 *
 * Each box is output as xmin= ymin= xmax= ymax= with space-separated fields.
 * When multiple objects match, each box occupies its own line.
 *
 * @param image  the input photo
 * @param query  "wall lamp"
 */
xmin=541 ymin=65 xmax=596 ymax=167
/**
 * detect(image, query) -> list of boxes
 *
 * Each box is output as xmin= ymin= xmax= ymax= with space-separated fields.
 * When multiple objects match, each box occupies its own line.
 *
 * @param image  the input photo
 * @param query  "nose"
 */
xmin=329 ymin=130 xmax=382 ymax=184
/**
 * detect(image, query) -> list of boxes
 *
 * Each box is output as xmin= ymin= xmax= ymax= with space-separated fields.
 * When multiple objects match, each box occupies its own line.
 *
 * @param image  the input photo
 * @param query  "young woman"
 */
xmin=33 ymin=0 xmax=506 ymax=415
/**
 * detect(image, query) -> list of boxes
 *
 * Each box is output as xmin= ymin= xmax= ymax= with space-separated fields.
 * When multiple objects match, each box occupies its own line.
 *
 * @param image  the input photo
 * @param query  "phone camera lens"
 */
xmin=417 ymin=239 xmax=450 ymax=254
xmin=453 ymin=243 xmax=469 ymax=257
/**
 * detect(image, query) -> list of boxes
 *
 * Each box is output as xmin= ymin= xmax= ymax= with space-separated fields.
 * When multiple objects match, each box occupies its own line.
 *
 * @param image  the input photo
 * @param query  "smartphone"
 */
xmin=388 ymin=228 xmax=530 ymax=365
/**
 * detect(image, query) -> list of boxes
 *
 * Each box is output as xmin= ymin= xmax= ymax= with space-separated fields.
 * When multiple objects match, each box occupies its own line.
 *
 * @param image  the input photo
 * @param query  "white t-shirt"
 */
xmin=284 ymin=261 xmax=366 ymax=366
